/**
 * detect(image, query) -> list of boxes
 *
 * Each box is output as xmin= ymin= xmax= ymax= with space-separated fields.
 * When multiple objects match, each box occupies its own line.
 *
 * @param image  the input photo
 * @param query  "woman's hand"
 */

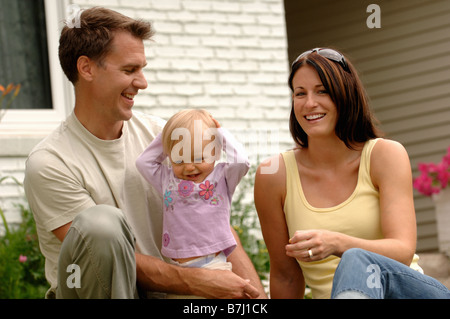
xmin=285 ymin=229 xmax=341 ymax=262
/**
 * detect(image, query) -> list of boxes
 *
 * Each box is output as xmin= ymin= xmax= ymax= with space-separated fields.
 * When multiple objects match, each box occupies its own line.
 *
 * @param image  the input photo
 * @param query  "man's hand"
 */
xmin=188 ymin=268 xmax=260 ymax=299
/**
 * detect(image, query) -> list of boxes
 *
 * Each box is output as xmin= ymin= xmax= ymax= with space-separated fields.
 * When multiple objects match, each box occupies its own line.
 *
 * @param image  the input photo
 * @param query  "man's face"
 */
xmin=90 ymin=31 xmax=148 ymax=124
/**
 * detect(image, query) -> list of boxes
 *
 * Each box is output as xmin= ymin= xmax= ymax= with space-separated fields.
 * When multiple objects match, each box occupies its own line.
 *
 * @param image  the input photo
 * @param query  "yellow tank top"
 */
xmin=282 ymin=138 xmax=421 ymax=299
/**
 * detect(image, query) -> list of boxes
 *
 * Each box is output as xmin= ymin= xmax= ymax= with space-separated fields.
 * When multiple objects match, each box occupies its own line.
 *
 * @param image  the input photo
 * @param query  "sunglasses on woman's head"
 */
xmin=292 ymin=48 xmax=349 ymax=72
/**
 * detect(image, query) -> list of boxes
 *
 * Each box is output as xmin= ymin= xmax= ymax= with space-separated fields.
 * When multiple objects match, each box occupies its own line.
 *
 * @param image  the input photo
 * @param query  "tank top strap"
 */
xmin=358 ymin=138 xmax=381 ymax=187
xmin=281 ymin=150 xmax=298 ymax=187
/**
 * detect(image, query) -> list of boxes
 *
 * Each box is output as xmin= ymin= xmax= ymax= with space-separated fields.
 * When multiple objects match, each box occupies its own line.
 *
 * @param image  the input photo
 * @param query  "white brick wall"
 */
xmin=1 ymin=0 xmax=293 ymax=228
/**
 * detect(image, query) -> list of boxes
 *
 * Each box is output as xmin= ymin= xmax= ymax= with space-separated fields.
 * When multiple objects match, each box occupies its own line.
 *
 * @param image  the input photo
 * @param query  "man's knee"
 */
xmin=71 ymin=205 xmax=131 ymax=242
xmin=66 ymin=205 xmax=136 ymax=260
xmin=58 ymin=205 xmax=137 ymax=298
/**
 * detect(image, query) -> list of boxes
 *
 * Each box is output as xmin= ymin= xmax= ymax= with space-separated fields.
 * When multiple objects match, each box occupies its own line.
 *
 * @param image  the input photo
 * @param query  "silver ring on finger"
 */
xmin=308 ymin=249 xmax=313 ymax=258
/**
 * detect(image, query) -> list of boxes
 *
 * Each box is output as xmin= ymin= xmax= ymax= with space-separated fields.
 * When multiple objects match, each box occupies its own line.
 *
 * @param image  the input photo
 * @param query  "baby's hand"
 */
xmin=210 ymin=115 xmax=221 ymax=128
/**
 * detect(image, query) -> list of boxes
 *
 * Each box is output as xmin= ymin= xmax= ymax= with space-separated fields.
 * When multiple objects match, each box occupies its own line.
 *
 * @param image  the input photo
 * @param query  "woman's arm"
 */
xmin=286 ymin=139 xmax=417 ymax=265
xmin=368 ymin=139 xmax=417 ymax=263
xmin=254 ymin=155 xmax=305 ymax=298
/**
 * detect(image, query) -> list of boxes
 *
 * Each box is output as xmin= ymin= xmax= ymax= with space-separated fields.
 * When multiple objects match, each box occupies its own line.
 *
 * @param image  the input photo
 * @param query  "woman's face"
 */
xmin=291 ymin=65 xmax=338 ymax=140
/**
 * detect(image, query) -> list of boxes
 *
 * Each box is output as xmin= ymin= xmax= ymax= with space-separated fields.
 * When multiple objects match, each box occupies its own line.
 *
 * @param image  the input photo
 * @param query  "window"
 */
xmin=0 ymin=0 xmax=52 ymax=110
xmin=0 ymin=0 xmax=73 ymax=139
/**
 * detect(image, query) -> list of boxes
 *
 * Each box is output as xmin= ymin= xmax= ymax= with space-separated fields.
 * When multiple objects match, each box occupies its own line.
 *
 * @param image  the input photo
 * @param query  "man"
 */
xmin=24 ymin=6 xmax=265 ymax=299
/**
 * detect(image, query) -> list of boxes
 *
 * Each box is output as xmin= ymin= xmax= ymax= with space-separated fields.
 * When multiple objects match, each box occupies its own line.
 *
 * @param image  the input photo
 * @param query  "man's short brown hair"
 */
xmin=58 ymin=7 xmax=154 ymax=84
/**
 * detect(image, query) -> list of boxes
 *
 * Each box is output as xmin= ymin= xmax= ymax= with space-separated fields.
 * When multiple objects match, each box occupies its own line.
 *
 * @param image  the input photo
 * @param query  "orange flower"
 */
xmin=13 ymin=84 xmax=21 ymax=97
xmin=1 ymin=83 xmax=22 ymax=121
xmin=3 ymin=83 xmax=14 ymax=96
xmin=0 ymin=83 xmax=20 ymax=96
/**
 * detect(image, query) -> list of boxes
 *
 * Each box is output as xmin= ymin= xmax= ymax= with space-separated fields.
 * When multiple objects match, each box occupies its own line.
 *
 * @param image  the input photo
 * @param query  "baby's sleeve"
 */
xmin=135 ymin=133 xmax=169 ymax=193
xmin=219 ymin=127 xmax=250 ymax=196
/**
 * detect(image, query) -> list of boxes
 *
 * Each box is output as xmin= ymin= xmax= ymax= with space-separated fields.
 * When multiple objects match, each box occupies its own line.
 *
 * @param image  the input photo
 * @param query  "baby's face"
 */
xmin=171 ymin=157 xmax=215 ymax=183
xmin=170 ymin=129 xmax=219 ymax=183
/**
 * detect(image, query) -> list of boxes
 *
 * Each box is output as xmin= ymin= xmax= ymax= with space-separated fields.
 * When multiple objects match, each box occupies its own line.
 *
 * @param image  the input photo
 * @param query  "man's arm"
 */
xmin=53 ymin=222 xmax=72 ymax=241
xmin=135 ymin=249 xmax=262 ymax=299
xmin=228 ymin=226 xmax=268 ymax=298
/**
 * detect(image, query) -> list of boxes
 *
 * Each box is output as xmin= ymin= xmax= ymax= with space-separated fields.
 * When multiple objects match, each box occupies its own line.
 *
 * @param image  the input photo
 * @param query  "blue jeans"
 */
xmin=331 ymin=248 xmax=450 ymax=299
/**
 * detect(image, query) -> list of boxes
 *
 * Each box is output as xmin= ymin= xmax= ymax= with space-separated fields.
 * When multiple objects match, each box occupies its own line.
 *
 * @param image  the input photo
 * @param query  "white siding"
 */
xmin=284 ymin=0 xmax=450 ymax=251
xmin=0 ymin=157 xmax=27 ymax=235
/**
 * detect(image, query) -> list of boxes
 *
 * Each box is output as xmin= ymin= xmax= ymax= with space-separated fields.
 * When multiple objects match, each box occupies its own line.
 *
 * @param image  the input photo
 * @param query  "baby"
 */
xmin=136 ymin=109 xmax=250 ymax=270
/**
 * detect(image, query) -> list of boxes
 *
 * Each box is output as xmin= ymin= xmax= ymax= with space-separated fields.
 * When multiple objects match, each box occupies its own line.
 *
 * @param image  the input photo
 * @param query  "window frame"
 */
xmin=0 ymin=0 xmax=73 ymax=138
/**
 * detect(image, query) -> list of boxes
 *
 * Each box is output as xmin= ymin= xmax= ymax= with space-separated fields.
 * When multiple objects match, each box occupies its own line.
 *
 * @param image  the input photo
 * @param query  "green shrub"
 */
xmin=0 ymin=203 xmax=47 ymax=299
xmin=231 ymin=166 xmax=270 ymax=280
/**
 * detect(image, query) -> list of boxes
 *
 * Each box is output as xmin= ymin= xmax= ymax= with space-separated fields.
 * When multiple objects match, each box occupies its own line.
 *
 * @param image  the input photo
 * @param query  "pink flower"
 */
xmin=19 ymin=255 xmax=27 ymax=263
xmin=199 ymin=180 xmax=214 ymax=200
xmin=163 ymin=233 xmax=170 ymax=247
xmin=418 ymin=163 xmax=430 ymax=173
xmin=436 ymin=163 xmax=450 ymax=188
xmin=178 ymin=180 xmax=194 ymax=197
xmin=414 ymin=146 xmax=450 ymax=196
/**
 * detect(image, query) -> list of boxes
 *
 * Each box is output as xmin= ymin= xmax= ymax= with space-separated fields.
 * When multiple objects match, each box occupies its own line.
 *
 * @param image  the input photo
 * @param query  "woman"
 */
xmin=254 ymin=48 xmax=450 ymax=299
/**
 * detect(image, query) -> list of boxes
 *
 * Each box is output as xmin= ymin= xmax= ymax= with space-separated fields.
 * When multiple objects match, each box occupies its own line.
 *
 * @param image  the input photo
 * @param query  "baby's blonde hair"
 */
xmin=162 ymin=109 xmax=216 ymax=156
